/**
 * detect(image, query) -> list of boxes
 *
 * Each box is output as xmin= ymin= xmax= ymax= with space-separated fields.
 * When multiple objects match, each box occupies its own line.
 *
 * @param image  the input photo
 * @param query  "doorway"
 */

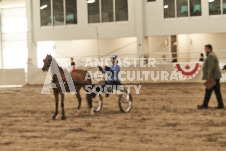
xmin=171 ymin=35 xmax=177 ymax=62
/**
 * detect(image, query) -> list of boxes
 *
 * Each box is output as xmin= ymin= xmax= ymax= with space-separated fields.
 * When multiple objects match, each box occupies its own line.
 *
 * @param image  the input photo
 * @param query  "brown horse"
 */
xmin=42 ymin=55 xmax=94 ymax=120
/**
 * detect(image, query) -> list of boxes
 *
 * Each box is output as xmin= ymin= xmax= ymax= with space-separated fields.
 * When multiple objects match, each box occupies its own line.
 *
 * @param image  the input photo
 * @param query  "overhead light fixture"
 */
xmin=87 ymin=0 xmax=95 ymax=3
xmin=209 ymin=0 xmax=215 ymax=2
xmin=40 ymin=5 xmax=47 ymax=10
xmin=164 ymin=5 xmax=168 ymax=9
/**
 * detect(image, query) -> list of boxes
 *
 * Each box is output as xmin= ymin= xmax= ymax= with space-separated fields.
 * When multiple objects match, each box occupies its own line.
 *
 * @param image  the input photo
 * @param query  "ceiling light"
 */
xmin=164 ymin=5 xmax=168 ymax=9
xmin=87 ymin=0 xmax=95 ymax=3
xmin=40 ymin=5 xmax=47 ymax=10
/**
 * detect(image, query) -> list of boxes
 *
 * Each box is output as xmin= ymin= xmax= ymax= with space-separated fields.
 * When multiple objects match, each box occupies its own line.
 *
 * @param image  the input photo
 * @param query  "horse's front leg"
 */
xmin=61 ymin=93 xmax=66 ymax=120
xmin=87 ymin=94 xmax=94 ymax=116
xmin=53 ymin=92 xmax=59 ymax=119
xmin=75 ymin=93 xmax=82 ymax=116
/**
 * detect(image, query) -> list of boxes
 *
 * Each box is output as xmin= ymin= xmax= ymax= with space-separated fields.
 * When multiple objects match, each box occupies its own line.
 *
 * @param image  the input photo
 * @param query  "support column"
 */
xmin=26 ymin=0 xmax=38 ymax=85
xmin=0 ymin=9 xmax=3 ymax=69
xmin=134 ymin=0 xmax=149 ymax=59
xmin=26 ymin=0 xmax=37 ymax=68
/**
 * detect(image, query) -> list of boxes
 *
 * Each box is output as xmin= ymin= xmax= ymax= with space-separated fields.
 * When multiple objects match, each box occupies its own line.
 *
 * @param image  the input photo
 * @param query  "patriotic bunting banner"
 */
xmin=173 ymin=62 xmax=203 ymax=80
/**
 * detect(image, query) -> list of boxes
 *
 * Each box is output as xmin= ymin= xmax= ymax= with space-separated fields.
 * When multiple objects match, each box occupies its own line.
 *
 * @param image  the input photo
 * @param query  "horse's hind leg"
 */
xmin=61 ymin=93 xmax=66 ymax=120
xmin=53 ymin=92 xmax=59 ymax=119
xmin=75 ymin=92 xmax=82 ymax=116
xmin=86 ymin=94 xmax=94 ymax=115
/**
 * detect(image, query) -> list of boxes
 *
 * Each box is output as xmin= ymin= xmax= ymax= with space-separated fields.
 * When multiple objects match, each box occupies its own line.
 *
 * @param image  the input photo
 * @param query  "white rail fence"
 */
xmin=0 ymin=51 xmax=226 ymax=85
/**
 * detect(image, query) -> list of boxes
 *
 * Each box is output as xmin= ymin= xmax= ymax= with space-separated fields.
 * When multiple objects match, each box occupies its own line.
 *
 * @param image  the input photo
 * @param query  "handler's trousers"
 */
xmin=203 ymin=79 xmax=224 ymax=107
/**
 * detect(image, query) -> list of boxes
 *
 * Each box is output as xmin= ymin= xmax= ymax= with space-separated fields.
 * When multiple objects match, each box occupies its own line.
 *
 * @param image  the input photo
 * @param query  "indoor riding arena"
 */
xmin=1 ymin=0 xmax=226 ymax=151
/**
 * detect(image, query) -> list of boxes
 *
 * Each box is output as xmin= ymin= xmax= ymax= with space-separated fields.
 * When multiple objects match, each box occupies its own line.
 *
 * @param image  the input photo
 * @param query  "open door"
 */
xmin=171 ymin=35 xmax=177 ymax=62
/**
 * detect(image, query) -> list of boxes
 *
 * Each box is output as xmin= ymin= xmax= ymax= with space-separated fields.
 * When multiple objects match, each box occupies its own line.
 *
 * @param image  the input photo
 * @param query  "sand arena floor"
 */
xmin=0 ymin=83 xmax=226 ymax=151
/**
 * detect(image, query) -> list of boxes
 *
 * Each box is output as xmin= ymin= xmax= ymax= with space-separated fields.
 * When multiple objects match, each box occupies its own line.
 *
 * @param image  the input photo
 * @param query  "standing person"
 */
xmin=223 ymin=65 xmax=226 ymax=71
xmin=70 ymin=57 xmax=76 ymax=70
xmin=172 ymin=59 xmax=177 ymax=63
xmin=159 ymin=55 xmax=170 ymax=64
xmin=199 ymin=53 xmax=204 ymax=62
xmin=197 ymin=44 xmax=224 ymax=109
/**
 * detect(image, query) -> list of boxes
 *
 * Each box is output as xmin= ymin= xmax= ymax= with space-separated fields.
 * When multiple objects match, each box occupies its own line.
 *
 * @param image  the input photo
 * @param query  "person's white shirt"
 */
xmin=159 ymin=59 xmax=170 ymax=64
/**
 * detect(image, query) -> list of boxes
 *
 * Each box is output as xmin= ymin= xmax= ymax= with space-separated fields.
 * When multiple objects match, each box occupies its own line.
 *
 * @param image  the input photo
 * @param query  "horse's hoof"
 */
xmin=61 ymin=116 xmax=66 ymax=120
xmin=90 ymin=108 xmax=94 ymax=116
xmin=90 ymin=108 xmax=94 ymax=115
xmin=52 ymin=115 xmax=58 ymax=120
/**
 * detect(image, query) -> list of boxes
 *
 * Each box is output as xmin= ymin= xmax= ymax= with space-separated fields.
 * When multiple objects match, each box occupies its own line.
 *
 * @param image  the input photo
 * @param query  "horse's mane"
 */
xmin=51 ymin=58 xmax=63 ymax=70
xmin=49 ymin=57 xmax=65 ymax=75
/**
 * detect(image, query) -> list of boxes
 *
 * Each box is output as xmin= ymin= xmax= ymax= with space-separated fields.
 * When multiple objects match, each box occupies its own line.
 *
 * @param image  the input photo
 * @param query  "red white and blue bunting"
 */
xmin=173 ymin=62 xmax=203 ymax=80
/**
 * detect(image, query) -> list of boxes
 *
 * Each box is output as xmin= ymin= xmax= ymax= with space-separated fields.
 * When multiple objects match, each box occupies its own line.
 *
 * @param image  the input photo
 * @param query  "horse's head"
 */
xmin=42 ymin=54 xmax=52 ymax=71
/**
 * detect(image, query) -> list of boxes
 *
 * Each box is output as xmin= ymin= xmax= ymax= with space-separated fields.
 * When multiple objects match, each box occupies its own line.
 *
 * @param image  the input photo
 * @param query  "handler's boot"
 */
xmin=214 ymin=106 xmax=225 ymax=109
xmin=197 ymin=104 xmax=208 ymax=109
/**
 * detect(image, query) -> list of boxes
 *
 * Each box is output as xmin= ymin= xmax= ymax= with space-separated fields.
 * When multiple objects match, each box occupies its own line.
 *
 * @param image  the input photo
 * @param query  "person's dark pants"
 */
xmin=104 ymin=81 xmax=122 ymax=93
xmin=105 ymin=81 xmax=121 ymax=86
xmin=91 ymin=81 xmax=121 ymax=97
xmin=203 ymin=79 xmax=224 ymax=107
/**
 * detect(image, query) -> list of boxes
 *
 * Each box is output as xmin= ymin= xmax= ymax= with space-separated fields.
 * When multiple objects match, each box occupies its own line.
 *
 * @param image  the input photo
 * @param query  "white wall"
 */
xmin=52 ymin=37 xmax=137 ymax=67
xmin=148 ymin=33 xmax=226 ymax=63
xmin=177 ymin=34 xmax=190 ymax=62
xmin=190 ymin=33 xmax=226 ymax=63
xmin=148 ymin=36 xmax=170 ymax=62
xmin=0 ymin=69 xmax=26 ymax=85
xmin=146 ymin=1 xmax=226 ymax=36
xmin=31 ymin=0 xmax=136 ymax=41
xmin=54 ymin=37 xmax=137 ymax=57
xmin=28 ymin=0 xmax=226 ymax=69
xmin=27 ymin=68 xmax=47 ymax=85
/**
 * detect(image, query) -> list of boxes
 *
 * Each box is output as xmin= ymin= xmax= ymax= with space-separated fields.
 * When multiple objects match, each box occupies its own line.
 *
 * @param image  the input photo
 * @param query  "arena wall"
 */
xmin=148 ymin=36 xmax=170 ymax=62
xmin=146 ymin=1 xmax=226 ymax=36
xmin=189 ymin=33 xmax=226 ymax=63
xmin=27 ymin=63 xmax=226 ymax=85
xmin=54 ymin=37 xmax=137 ymax=58
xmin=0 ymin=69 xmax=25 ymax=85
xmin=26 ymin=0 xmax=226 ymax=69
xmin=24 ymin=0 xmax=226 ymax=85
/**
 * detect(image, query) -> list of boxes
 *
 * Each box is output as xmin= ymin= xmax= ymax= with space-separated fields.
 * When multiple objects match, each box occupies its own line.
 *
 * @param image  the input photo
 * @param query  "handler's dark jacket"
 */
xmin=202 ymin=51 xmax=221 ymax=80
